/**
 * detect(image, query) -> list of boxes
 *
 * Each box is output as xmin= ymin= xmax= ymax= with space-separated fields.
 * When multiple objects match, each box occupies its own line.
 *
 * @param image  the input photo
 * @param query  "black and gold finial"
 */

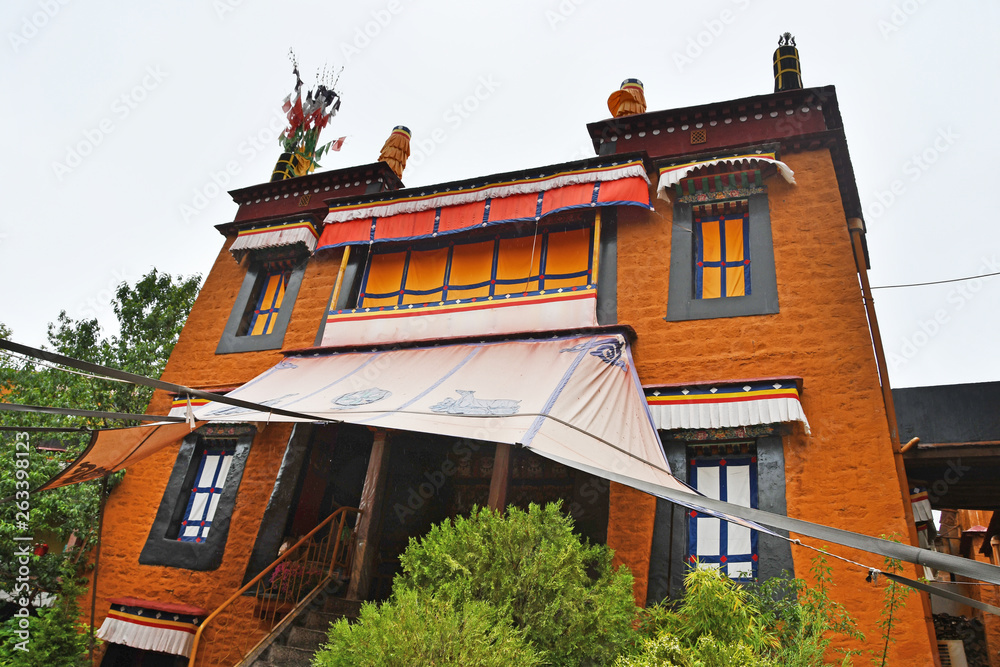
xmin=773 ymin=33 xmax=802 ymax=92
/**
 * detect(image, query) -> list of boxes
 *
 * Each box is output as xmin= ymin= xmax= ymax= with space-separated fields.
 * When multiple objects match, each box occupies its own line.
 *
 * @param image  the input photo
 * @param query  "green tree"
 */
xmin=0 ymin=269 xmax=200 ymax=605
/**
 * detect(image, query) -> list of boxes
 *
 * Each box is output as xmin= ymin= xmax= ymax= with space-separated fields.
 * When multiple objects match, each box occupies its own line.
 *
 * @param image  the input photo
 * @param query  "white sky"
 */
xmin=2 ymin=1 xmax=998 ymax=389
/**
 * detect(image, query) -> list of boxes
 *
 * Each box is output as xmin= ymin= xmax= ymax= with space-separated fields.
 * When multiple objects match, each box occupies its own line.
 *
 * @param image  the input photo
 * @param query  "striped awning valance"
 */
xmin=646 ymin=378 xmax=810 ymax=434
xmin=96 ymin=598 xmax=207 ymax=658
xmin=229 ymin=219 xmax=319 ymax=261
xmin=318 ymin=160 xmax=651 ymax=249
xmin=656 ymin=152 xmax=795 ymax=202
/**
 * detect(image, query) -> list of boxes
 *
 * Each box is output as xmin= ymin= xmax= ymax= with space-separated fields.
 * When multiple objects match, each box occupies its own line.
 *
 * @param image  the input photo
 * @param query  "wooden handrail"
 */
xmin=187 ymin=505 xmax=360 ymax=667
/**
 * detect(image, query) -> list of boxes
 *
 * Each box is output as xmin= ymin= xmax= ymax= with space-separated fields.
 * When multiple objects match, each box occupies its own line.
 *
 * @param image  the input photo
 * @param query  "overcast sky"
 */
xmin=2 ymin=1 xmax=998 ymax=389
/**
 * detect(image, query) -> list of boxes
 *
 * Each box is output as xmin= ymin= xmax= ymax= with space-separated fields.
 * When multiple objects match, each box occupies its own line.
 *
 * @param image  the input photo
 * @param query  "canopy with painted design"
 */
xmin=168 ymin=331 xmax=691 ymax=496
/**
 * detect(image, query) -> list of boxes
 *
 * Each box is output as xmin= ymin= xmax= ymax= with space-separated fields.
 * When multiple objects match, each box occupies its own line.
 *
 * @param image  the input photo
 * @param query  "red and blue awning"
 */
xmin=645 ymin=378 xmax=810 ymax=434
xmin=318 ymin=160 xmax=651 ymax=249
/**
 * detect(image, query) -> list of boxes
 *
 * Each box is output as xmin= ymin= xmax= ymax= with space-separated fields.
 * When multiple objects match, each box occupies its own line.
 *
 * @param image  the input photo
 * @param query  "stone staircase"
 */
xmin=248 ymin=594 xmax=362 ymax=666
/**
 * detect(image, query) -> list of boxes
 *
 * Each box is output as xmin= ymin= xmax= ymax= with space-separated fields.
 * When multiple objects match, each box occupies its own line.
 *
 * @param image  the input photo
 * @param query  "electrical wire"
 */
xmin=870 ymin=270 xmax=1000 ymax=290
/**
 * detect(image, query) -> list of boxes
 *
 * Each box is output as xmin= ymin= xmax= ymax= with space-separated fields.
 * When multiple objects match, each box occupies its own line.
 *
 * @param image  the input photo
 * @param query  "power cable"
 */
xmin=870 ymin=270 xmax=1000 ymax=290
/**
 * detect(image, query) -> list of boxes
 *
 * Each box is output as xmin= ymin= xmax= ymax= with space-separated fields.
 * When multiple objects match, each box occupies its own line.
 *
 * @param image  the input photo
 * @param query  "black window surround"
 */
xmin=646 ymin=433 xmax=794 ymax=604
xmin=217 ymin=255 xmax=307 ymax=354
xmin=665 ymin=191 xmax=779 ymax=321
xmin=139 ymin=424 xmax=255 ymax=571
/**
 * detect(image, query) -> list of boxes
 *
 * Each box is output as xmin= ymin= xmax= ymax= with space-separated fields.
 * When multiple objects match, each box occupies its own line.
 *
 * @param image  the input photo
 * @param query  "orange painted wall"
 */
xmin=607 ymin=149 xmax=936 ymax=664
xmin=86 ymin=237 xmax=346 ymax=665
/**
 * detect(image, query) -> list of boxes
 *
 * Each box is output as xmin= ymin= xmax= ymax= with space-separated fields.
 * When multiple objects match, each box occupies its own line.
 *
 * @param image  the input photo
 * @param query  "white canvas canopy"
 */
xmin=171 ymin=331 xmax=694 ymax=497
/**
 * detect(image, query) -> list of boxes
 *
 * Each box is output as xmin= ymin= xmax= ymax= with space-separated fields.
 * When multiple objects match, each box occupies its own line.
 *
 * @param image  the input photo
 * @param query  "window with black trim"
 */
xmin=217 ymin=254 xmax=306 ymax=354
xmin=686 ymin=442 xmax=758 ymax=580
xmin=646 ymin=431 xmax=793 ymax=604
xmin=139 ymin=424 xmax=254 ymax=570
xmin=665 ymin=181 xmax=779 ymax=321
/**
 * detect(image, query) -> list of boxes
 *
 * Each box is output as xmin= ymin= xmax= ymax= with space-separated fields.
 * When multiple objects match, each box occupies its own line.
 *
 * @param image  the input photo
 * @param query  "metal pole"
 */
xmin=89 ymin=475 xmax=108 ymax=665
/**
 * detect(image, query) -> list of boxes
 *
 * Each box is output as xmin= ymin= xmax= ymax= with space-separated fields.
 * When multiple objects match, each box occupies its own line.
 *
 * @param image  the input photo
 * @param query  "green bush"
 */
xmin=623 ymin=559 xmax=862 ymax=667
xmin=394 ymin=502 xmax=639 ymax=666
xmin=313 ymin=588 xmax=543 ymax=667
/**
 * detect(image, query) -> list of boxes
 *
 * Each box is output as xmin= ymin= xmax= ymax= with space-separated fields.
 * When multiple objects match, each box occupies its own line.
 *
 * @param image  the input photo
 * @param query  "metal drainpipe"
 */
xmin=848 ymin=218 xmax=941 ymax=665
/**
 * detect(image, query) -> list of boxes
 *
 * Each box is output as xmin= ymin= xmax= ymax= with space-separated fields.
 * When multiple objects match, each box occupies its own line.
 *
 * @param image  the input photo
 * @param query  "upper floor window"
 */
xmin=217 ymin=255 xmax=307 ymax=354
xmin=244 ymin=266 xmax=293 ymax=336
xmin=693 ymin=201 xmax=751 ymax=300
xmin=666 ymin=191 xmax=778 ymax=321
xmin=358 ymin=221 xmax=594 ymax=310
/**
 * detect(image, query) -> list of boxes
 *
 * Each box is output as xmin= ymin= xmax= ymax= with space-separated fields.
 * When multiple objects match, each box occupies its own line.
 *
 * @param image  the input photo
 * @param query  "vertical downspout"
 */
xmin=848 ymin=218 xmax=940 ymax=665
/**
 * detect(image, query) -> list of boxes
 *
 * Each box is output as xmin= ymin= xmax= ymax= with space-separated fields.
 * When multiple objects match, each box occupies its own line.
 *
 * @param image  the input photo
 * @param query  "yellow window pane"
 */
xmin=401 ymin=290 xmax=444 ymax=306
xmin=404 ymin=247 xmax=449 ymax=293
xmin=447 ymin=285 xmax=491 ymax=300
xmin=543 ymin=276 xmax=587 ymax=290
xmin=495 ymin=280 xmax=539 ymax=296
xmin=250 ymin=273 xmax=286 ymax=336
xmin=700 ymin=221 xmax=721 ymax=262
xmin=726 ymin=266 xmax=745 ymax=297
xmin=701 ymin=267 xmax=721 ymax=299
xmin=725 ymin=217 xmax=744 ymax=262
xmin=363 ymin=251 xmax=407 ymax=304
xmin=362 ymin=294 xmax=400 ymax=308
xmin=543 ymin=227 xmax=591 ymax=278
xmin=496 ymin=235 xmax=541 ymax=280
xmin=449 ymin=240 xmax=495 ymax=290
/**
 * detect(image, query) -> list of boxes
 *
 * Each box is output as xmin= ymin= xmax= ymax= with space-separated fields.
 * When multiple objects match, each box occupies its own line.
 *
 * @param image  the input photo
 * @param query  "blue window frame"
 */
xmin=178 ymin=447 xmax=235 ymax=543
xmin=687 ymin=445 xmax=759 ymax=580
xmin=693 ymin=209 xmax=751 ymax=300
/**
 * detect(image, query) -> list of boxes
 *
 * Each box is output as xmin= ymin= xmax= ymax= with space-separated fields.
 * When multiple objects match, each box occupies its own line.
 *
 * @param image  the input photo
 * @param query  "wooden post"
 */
xmin=488 ymin=443 xmax=513 ymax=511
xmin=346 ymin=429 xmax=390 ymax=601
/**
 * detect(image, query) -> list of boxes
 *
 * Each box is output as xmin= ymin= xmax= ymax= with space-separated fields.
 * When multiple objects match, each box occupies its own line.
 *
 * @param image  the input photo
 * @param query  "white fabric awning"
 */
xmin=645 ymin=378 xmax=810 ymax=434
xmin=96 ymin=598 xmax=207 ymax=658
xmin=656 ymin=152 xmax=795 ymax=202
xmin=177 ymin=332 xmax=691 ymax=495
xmin=229 ymin=219 xmax=319 ymax=261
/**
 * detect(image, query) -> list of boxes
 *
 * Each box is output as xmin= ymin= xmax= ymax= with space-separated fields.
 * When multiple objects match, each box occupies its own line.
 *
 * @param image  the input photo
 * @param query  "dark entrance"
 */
xmin=371 ymin=432 xmax=610 ymax=600
xmin=243 ymin=423 xmax=372 ymax=584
